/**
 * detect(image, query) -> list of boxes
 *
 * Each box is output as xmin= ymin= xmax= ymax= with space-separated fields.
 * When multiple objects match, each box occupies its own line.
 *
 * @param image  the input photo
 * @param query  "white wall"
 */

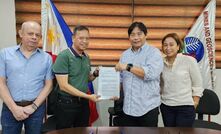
xmin=0 ymin=0 xmax=16 ymax=49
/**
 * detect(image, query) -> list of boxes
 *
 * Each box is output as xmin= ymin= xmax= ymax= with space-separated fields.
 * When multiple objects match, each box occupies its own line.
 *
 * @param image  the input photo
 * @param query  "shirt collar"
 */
xmin=16 ymin=44 xmax=41 ymax=53
xmin=15 ymin=45 xmax=20 ymax=51
xmin=163 ymin=53 xmax=182 ymax=66
xmin=130 ymin=42 xmax=148 ymax=53
xmin=69 ymin=46 xmax=86 ymax=58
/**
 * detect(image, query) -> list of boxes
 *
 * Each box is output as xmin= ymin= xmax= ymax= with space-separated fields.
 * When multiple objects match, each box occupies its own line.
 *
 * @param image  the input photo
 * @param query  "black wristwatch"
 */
xmin=126 ymin=63 xmax=133 ymax=72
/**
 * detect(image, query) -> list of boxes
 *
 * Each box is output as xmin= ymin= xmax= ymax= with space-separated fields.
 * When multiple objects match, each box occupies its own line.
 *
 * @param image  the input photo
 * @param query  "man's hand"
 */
xmin=23 ymin=105 xmax=35 ymax=116
xmin=88 ymin=94 xmax=100 ymax=102
xmin=11 ymin=105 xmax=29 ymax=121
xmin=109 ymin=96 xmax=119 ymax=101
xmin=115 ymin=63 xmax=127 ymax=72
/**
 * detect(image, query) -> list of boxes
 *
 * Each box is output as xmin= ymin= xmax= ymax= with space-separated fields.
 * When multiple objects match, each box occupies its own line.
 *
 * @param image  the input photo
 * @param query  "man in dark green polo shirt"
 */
xmin=53 ymin=25 xmax=100 ymax=129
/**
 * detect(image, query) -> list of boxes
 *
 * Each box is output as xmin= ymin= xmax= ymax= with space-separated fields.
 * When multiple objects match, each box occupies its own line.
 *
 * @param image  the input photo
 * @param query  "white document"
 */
xmin=98 ymin=67 xmax=120 ymax=100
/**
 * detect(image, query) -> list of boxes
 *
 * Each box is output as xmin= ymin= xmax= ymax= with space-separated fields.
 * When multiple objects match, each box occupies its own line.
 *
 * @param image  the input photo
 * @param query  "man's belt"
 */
xmin=15 ymin=101 xmax=34 ymax=107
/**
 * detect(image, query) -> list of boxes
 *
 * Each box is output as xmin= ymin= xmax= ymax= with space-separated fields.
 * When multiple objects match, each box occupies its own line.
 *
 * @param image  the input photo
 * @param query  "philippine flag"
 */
xmin=41 ymin=0 xmax=72 ymax=62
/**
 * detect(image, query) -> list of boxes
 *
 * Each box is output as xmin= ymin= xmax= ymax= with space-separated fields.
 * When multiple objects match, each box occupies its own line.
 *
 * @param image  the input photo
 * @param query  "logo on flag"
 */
xmin=184 ymin=0 xmax=216 ymax=90
xmin=184 ymin=37 xmax=204 ymax=62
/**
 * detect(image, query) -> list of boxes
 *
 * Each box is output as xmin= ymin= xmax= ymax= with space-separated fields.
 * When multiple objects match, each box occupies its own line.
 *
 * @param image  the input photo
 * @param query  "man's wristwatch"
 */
xmin=126 ymin=63 xmax=133 ymax=72
xmin=32 ymin=103 xmax=38 ymax=111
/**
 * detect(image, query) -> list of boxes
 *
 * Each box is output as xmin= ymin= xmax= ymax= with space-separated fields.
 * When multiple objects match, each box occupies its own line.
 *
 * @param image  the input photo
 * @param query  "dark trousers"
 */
xmin=55 ymin=94 xmax=90 ymax=130
xmin=160 ymin=103 xmax=195 ymax=127
xmin=1 ymin=103 xmax=45 ymax=134
xmin=116 ymin=107 xmax=159 ymax=127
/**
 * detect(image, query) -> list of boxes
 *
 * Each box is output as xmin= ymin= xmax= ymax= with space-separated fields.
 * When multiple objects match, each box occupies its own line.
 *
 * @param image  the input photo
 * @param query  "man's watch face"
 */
xmin=127 ymin=63 xmax=133 ymax=71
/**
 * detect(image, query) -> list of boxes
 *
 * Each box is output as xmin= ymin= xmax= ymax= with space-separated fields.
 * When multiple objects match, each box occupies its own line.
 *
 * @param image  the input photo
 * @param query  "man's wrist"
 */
xmin=32 ymin=102 xmax=38 ymax=111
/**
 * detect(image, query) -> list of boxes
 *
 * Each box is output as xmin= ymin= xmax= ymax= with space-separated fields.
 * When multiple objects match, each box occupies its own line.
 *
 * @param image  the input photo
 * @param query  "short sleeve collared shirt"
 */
xmin=53 ymin=47 xmax=91 ymax=94
xmin=0 ymin=45 xmax=53 ymax=101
